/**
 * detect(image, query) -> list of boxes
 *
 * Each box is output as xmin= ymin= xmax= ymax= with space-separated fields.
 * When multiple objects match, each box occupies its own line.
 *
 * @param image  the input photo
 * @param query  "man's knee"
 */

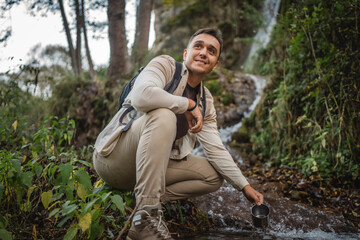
xmin=208 ymin=173 xmax=224 ymax=192
xmin=147 ymin=108 xmax=177 ymax=132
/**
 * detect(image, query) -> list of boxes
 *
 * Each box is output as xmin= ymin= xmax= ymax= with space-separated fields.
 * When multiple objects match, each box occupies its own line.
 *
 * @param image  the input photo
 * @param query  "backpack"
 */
xmin=118 ymin=61 xmax=183 ymax=110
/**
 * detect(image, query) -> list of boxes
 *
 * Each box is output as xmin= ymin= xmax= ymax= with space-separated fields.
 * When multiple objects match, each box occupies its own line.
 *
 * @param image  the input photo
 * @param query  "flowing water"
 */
xmin=191 ymin=0 xmax=360 ymax=238
xmin=243 ymin=0 xmax=281 ymax=71
xmin=184 ymin=230 xmax=360 ymax=240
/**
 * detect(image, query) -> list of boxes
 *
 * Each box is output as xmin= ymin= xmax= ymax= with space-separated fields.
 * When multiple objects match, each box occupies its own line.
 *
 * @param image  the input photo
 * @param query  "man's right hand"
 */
xmin=242 ymin=185 xmax=264 ymax=206
xmin=185 ymin=99 xmax=203 ymax=133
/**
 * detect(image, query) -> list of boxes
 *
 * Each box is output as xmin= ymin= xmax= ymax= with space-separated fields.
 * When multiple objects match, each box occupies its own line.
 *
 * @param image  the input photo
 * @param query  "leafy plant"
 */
xmin=244 ymin=0 xmax=360 ymax=186
xmin=0 ymin=113 xmax=133 ymax=239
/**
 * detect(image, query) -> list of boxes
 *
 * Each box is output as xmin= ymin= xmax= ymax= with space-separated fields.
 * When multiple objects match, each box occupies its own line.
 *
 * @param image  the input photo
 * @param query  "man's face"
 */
xmin=183 ymin=33 xmax=220 ymax=76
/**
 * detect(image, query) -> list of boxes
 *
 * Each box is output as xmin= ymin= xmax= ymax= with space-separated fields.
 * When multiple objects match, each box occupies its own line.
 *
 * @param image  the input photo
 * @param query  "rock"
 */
xmin=215 ymin=70 xmax=257 ymax=127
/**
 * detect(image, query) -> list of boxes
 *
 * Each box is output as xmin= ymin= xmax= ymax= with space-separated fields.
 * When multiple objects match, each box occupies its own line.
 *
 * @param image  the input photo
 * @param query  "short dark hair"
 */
xmin=187 ymin=28 xmax=223 ymax=58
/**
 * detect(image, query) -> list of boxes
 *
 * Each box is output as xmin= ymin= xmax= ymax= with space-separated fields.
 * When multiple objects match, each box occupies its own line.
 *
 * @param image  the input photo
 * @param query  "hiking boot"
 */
xmin=126 ymin=203 xmax=174 ymax=240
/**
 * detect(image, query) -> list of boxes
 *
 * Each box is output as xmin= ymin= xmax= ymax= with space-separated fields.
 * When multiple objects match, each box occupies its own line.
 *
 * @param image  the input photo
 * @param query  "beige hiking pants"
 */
xmin=93 ymin=108 xmax=223 ymax=207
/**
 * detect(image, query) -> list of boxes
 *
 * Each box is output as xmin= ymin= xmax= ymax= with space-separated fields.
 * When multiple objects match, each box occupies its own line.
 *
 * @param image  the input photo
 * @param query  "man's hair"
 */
xmin=187 ymin=28 xmax=223 ymax=58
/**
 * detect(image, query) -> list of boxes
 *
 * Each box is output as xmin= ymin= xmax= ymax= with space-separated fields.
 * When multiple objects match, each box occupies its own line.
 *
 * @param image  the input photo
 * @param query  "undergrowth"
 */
xmin=0 ymin=80 xmax=134 ymax=239
xmin=243 ymin=0 xmax=360 ymax=186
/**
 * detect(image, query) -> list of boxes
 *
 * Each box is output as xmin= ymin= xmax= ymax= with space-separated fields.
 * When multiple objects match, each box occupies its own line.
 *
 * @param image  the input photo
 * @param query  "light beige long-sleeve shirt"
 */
xmin=94 ymin=55 xmax=249 ymax=190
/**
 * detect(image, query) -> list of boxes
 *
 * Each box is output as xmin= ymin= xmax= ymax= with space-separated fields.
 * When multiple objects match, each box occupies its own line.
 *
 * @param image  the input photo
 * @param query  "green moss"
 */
xmin=221 ymin=92 xmax=234 ymax=106
xmin=232 ymin=124 xmax=250 ymax=143
xmin=205 ymin=80 xmax=221 ymax=96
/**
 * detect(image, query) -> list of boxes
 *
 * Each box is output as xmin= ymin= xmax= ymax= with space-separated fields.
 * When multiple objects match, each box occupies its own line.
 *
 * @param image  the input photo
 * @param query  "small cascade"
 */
xmin=219 ymin=74 xmax=267 ymax=144
xmin=243 ymin=0 xmax=281 ymax=71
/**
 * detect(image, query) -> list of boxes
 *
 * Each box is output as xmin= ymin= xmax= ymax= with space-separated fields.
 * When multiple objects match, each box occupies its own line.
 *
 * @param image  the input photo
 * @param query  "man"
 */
xmin=93 ymin=28 xmax=264 ymax=240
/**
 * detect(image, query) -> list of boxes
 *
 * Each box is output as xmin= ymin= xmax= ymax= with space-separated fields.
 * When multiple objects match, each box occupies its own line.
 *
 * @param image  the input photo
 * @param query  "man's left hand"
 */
xmin=185 ymin=99 xmax=203 ymax=133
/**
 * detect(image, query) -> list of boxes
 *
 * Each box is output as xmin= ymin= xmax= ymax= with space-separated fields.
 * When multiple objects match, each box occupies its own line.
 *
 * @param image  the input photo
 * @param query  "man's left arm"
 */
xmin=197 ymin=120 xmax=263 ymax=205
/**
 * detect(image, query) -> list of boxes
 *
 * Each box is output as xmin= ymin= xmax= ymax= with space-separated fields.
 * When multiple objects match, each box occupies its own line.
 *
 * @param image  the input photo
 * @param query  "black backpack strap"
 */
xmin=164 ymin=61 xmax=183 ymax=93
xmin=165 ymin=60 xmax=206 ymax=117
xmin=201 ymin=84 xmax=206 ymax=117
xmin=118 ymin=66 xmax=145 ymax=110
xmin=119 ymin=61 xmax=182 ymax=132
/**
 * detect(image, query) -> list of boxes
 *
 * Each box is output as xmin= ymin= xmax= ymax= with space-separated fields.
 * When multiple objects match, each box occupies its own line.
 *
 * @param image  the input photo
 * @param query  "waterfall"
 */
xmin=220 ymin=0 xmax=281 ymax=144
xmin=219 ymin=74 xmax=267 ymax=144
xmin=243 ymin=0 xmax=281 ymax=71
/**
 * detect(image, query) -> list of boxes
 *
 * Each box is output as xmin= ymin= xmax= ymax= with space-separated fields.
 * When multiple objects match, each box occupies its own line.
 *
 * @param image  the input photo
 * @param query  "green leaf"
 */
xmin=89 ymin=222 xmax=104 ymax=240
xmin=124 ymin=194 xmax=134 ymax=207
xmin=63 ymin=225 xmax=78 ymax=240
xmin=82 ymin=198 xmax=98 ymax=216
xmin=31 ymin=151 xmax=38 ymax=161
xmin=65 ymin=186 xmax=75 ymax=200
xmin=295 ymin=115 xmax=307 ymax=125
xmin=10 ymin=158 xmax=21 ymax=174
xmin=52 ymin=192 xmax=64 ymax=201
xmin=73 ymin=159 xmax=92 ymax=167
xmin=27 ymin=186 xmax=35 ymax=202
xmin=74 ymin=169 xmax=92 ymax=190
xmin=321 ymin=138 xmax=326 ymax=148
xmin=111 ymin=194 xmax=125 ymax=214
xmin=57 ymin=215 xmax=71 ymax=227
xmin=41 ymin=190 xmax=53 ymax=209
xmin=90 ymin=209 xmax=101 ymax=222
xmin=79 ymin=213 xmax=92 ymax=233
xmin=61 ymin=203 xmax=78 ymax=215
xmin=0 ymin=229 xmax=12 ymax=240
xmin=35 ymin=165 xmax=43 ymax=177
xmin=21 ymin=171 xmax=34 ymax=187
xmin=56 ymin=164 xmax=73 ymax=186
xmin=101 ymin=192 xmax=112 ymax=202
xmin=76 ymin=184 xmax=88 ymax=201
xmin=67 ymin=130 xmax=74 ymax=145
xmin=49 ymin=208 xmax=60 ymax=218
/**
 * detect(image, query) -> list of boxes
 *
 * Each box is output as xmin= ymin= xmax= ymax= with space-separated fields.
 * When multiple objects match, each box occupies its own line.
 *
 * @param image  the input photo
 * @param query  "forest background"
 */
xmin=0 ymin=0 xmax=359 ymax=239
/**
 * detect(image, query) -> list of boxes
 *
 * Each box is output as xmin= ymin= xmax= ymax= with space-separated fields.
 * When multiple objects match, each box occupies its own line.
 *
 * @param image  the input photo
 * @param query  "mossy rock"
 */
xmin=232 ymin=124 xmax=250 ymax=143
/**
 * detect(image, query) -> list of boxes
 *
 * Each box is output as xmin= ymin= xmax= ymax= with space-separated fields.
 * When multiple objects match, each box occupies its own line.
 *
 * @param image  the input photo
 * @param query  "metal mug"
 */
xmin=251 ymin=204 xmax=270 ymax=228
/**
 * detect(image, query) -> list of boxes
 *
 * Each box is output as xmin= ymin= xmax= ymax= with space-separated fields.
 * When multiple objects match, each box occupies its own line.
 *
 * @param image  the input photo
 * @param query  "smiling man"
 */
xmin=93 ymin=28 xmax=264 ymax=240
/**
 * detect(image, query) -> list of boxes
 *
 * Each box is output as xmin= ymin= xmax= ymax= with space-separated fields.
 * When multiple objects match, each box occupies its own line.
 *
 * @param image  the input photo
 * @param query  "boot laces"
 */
xmin=149 ymin=210 xmax=171 ymax=239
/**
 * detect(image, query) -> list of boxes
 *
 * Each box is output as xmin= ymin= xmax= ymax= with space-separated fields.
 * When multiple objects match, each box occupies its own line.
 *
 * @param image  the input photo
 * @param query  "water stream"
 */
xmin=243 ymin=0 xmax=281 ymax=71
xmin=184 ymin=230 xmax=360 ymax=240
xmin=191 ymin=0 xmax=360 ymax=238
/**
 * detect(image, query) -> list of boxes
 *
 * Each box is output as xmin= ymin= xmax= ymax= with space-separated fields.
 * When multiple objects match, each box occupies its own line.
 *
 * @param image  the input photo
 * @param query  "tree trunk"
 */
xmin=81 ymin=0 xmax=98 ymax=81
xmin=107 ymin=0 xmax=129 ymax=86
xmin=59 ymin=0 xmax=77 ymax=75
xmin=75 ymin=0 xmax=83 ymax=76
xmin=132 ymin=0 xmax=154 ymax=64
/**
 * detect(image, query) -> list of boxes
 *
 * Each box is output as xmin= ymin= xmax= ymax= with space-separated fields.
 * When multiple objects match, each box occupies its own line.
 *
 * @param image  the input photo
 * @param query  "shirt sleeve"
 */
xmin=197 ymin=120 xmax=250 ymax=191
xmin=196 ymin=88 xmax=249 ymax=190
xmin=130 ymin=55 xmax=189 ymax=114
